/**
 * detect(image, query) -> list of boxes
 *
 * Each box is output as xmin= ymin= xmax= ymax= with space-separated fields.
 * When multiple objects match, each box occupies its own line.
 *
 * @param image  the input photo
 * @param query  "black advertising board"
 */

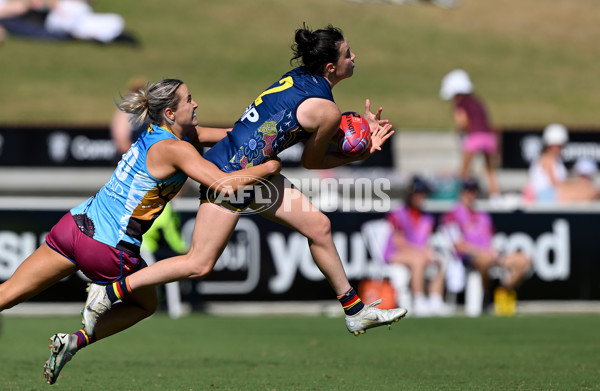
xmin=0 ymin=125 xmax=394 ymax=168
xmin=0 ymin=126 xmax=118 ymax=167
xmin=501 ymin=127 xmax=600 ymax=169
xmin=1 ymin=202 xmax=598 ymax=303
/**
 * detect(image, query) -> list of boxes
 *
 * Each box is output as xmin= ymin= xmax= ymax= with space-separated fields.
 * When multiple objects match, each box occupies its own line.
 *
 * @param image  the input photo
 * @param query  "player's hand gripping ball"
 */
xmin=337 ymin=112 xmax=371 ymax=157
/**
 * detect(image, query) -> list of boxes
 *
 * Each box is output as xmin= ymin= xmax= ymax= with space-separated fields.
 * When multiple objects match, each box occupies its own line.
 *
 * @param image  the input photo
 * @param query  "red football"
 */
xmin=337 ymin=112 xmax=371 ymax=157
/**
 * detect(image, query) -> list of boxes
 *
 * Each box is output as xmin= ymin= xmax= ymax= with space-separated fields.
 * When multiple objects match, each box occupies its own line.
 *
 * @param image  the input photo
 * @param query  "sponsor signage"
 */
xmin=1 ymin=205 xmax=598 ymax=302
xmin=0 ymin=126 xmax=118 ymax=167
xmin=501 ymin=127 xmax=600 ymax=169
xmin=0 ymin=125 xmax=394 ymax=168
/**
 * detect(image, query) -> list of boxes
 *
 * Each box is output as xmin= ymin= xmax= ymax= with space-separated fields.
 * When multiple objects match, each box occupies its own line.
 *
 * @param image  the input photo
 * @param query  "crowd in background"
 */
xmin=0 ymin=0 xmax=137 ymax=45
xmin=382 ymin=176 xmax=532 ymax=318
xmin=375 ymin=69 xmax=599 ymax=318
xmin=440 ymin=68 xmax=599 ymax=204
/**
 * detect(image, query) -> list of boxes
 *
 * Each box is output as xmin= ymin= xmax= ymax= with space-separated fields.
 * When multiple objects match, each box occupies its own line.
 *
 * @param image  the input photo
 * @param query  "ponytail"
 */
xmin=115 ymin=78 xmax=184 ymax=127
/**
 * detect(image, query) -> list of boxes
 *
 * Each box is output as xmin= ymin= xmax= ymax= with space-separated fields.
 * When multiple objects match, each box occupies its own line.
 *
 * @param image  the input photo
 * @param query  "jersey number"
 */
xmin=254 ymin=76 xmax=294 ymax=106
xmin=115 ymin=146 xmax=140 ymax=181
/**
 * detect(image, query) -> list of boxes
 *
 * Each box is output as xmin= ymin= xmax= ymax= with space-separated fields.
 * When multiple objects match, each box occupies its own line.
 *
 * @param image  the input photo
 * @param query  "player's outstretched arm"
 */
xmin=164 ymin=140 xmax=281 ymax=193
xmin=195 ymin=126 xmax=232 ymax=144
xmin=190 ymin=125 xmax=232 ymax=147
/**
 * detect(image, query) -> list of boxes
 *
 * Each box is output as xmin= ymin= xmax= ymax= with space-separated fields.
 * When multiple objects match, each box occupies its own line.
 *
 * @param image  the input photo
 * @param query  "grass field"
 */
xmin=1 ymin=0 xmax=600 ymax=128
xmin=1 ymin=313 xmax=599 ymax=390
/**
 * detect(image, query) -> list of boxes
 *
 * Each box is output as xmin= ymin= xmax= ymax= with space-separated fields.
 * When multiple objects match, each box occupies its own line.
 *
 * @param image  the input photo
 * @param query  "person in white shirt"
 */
xmin=526 ymin=124 xmax=598 ymax=202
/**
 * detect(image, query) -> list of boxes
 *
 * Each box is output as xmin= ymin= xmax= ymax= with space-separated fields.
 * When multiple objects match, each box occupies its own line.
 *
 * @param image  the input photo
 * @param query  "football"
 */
xmin=337 ymin=112 xmax=371 ymax=157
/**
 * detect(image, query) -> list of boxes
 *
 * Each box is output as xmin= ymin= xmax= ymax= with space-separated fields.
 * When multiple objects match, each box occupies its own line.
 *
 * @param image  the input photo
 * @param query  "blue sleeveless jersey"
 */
xmin=203 ymin=66 xmax=334 ymax=172
xmin=71 ymin=124 xmax=188 ymax=255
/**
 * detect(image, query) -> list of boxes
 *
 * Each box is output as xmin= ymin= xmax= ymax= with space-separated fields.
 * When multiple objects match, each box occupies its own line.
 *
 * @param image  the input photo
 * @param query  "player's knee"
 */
xmin=0 ymin=298 xmax=16 ymax=312
xmin=179 ymin=248 xmax=218 ymax=279
xmin=0 ymin=285 xmax=22 ymax=311
xmin=187 ymin=264 xmax=213 ymax=279
xmin=186 ymin=256 xmax=216 ymax=279
xmin=305 ymin=212 xmax=332 ymax=241
xmin=136 ymin=289 xmax=158 ymax=317
xmin=143 ymin=296 xmax=158 ymax=317
xmin=0 ymin=300 xmax=11 ymax=312
xmin=0 ymin=286 xmax=7 ymax=311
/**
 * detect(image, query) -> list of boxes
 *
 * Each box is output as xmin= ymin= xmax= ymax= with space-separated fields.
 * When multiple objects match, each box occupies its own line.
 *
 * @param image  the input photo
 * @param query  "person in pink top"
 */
xmin=441 ymin=178 xmax=530 ymax=313
xmin=440 ymin=69 xmax=500 ymax=198
xmin=384 ymin=177 xmax=448 ymax=316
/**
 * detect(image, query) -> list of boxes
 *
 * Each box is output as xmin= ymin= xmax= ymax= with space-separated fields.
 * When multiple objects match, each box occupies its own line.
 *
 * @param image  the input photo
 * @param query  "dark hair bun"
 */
xmin=290 ymin=24 xmax=344 ymax=75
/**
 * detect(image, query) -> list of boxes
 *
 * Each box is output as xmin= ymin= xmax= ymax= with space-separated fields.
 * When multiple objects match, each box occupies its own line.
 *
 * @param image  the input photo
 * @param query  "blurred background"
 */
xmin=2 ymin=0 xmax=600 ymax=127
xmin=2 ymin=0 xmax=600 ymax=317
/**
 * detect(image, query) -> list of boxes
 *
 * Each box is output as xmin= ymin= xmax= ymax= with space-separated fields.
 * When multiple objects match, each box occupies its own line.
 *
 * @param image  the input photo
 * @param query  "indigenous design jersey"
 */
xmin=70 ymin=124 xmax=188 ymax=255
xmin=203 ymin=66 xmax=334 ymax=172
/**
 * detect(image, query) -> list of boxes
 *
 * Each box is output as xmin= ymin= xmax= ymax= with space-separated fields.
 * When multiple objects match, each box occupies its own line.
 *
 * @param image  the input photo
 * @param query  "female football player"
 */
xmin=83 ymin=24 xmax=406 ymax=347
xmin=0 ymin=78 xmax=281 ymax=384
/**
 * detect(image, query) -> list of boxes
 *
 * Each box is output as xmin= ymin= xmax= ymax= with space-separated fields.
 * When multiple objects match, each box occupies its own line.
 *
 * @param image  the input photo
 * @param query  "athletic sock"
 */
xmin=337 ymin=287 xmax=365 ymax=316
xmin=74 ymin=328 xmax=96 ymax=349
xmin=106 ymin=277 xmax=132 ymax=303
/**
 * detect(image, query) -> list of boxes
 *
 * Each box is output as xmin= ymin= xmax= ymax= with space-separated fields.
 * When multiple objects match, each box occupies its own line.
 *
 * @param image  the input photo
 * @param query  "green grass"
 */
xmin=1 ymin=314 xmax=600 ymax=390
xmin=1 ymin=0 xmax=600 ymax=129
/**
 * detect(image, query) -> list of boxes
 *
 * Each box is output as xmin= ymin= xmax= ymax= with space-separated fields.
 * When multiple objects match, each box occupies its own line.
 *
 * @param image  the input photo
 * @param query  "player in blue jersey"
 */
xmin=0 ymin=78 xmax=280 ymax=384
xmin=83 ymin=25 xmax=407 ymax=341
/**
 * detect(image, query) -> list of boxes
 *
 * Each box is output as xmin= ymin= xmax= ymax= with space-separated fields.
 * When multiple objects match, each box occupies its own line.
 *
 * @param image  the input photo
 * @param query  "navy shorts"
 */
xmin=45 ymin=213 xmax=146 ymax=284
xmin=198 ymin=182 xmax=255 ymax=211
xmin=198 ymin=175 xmax=276 ymax=211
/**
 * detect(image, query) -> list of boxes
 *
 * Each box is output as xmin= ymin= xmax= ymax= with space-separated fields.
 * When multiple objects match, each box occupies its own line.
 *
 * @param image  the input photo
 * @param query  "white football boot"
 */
xmin=81 ymin=283 xmax=112 ymax=336
xmin=43 ymin=333 xmax=78 ymax=384
xmin=345 ymin=299 xmax=408 ymax=336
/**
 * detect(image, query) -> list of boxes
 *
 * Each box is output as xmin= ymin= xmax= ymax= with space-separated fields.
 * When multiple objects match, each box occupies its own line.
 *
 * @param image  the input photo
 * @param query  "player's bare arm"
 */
xmin=148 ymin=139 xmax=281 ymax=193
xmin=193 ymin=125 xmax=232 ymax=147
